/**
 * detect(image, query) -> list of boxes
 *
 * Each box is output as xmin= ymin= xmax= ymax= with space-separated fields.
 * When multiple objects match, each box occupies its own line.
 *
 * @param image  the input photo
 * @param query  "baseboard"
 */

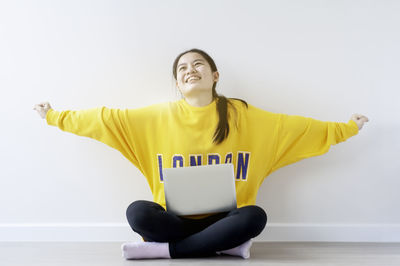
xmin=1 ymin=223 xmax=399 ymax=242
xmin=259 ymin=223 xmax=400 ymax=242
xmin=0 ymin=223 xmax=139 ymax=242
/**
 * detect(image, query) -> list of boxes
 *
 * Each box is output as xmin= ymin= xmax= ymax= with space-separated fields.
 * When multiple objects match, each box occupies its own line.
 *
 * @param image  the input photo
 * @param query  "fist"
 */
xmin=350 ymin=113 xmax=369 ymax=130
xmin=33 ymin=102 xmax=52 ymax=119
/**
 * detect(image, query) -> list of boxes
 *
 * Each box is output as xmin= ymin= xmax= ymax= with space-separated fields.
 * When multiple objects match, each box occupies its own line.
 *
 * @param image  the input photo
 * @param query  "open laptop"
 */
xmin=162 ymin=163 xmax=237 ymax=216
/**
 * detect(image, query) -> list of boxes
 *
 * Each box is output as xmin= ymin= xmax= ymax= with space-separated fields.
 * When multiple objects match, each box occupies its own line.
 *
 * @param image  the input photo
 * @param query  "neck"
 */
xmin=183 ymin=93 xmax=214 ymax=107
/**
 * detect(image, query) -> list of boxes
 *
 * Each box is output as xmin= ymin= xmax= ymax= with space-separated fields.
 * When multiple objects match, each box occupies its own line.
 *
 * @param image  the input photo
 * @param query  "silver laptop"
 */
xmin=162 ymin=163 xmax=237 ymax=216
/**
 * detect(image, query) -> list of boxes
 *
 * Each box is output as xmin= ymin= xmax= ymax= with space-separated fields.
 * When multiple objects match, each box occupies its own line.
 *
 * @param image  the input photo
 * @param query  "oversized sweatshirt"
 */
xmin=46 ymin=97 xmax=359 ymax=219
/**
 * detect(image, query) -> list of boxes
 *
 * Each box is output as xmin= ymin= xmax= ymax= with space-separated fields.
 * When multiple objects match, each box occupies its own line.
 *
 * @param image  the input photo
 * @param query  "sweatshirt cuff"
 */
xmin=46 ymin=108 xmax=59 ymax=126
xmin=348 ymin=119 xmax=359 ymax=136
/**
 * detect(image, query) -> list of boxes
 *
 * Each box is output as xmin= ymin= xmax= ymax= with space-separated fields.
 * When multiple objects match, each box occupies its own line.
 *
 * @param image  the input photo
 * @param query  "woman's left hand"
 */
xmin=350 ymin=114 xmax=369 ymax=130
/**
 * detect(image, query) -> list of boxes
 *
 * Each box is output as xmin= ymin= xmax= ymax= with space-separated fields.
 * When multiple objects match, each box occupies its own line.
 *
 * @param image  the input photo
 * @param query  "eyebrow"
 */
xmin=177 ymin=59 xmax=205 ymax=68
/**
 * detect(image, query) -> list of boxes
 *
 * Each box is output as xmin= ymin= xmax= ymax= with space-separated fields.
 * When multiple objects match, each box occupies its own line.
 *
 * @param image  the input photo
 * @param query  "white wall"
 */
xmin=1 ymin=0 xmax=398 ymax=242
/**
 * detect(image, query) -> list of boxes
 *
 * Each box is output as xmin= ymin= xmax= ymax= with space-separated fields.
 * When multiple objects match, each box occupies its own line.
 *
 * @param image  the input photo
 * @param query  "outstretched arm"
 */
xmin=33 ymin=101 xmax=140 ymax=168
xmin=270 ymin=113 xmax=367 ymax=173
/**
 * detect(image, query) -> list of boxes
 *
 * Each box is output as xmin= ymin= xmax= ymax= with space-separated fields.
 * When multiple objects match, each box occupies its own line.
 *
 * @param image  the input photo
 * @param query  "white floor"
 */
xmin=1 ymin=242 xmax=400 ymax=266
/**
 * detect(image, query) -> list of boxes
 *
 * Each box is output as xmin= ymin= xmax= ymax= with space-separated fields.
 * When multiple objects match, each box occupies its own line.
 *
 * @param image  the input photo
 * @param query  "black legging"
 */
xmin=126 ymin=200 xmax=267 ymax=258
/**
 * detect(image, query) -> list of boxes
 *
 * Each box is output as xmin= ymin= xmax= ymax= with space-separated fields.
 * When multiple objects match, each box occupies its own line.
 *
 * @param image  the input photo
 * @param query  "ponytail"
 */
xmin=212 ymin=93 xmax=248 ymax=145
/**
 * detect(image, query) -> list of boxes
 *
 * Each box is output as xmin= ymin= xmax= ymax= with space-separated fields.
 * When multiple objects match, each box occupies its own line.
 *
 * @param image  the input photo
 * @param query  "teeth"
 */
xmin=187 ymin=76 xmax=200 ymax=82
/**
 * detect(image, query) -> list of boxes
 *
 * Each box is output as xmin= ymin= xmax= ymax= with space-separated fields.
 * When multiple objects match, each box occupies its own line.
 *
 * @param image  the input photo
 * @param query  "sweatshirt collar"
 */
xmin=178 ymin=97 xmax=217 ymax=113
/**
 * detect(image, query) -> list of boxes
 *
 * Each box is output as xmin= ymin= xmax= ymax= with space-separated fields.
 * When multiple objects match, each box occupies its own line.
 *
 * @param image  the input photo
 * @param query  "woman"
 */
xmin=34 ymin=48 xmax=369 ymax=260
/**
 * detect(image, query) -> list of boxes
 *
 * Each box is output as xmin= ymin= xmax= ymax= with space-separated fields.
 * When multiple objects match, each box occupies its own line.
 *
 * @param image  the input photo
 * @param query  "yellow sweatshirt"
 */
xmin=46 ymin=97 xmax=359 ymax=219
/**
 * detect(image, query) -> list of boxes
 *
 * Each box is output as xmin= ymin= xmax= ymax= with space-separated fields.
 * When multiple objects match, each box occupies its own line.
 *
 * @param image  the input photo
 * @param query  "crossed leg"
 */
xmin=124 ymin=200 xmax=267 ymax=259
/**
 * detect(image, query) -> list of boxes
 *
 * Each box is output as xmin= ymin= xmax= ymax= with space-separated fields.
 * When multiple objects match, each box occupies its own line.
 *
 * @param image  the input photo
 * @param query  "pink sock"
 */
xmin=121 ymin=241 xmax=171 ymax=259
xmin=216 ymin=239 xmax=253 ymax=259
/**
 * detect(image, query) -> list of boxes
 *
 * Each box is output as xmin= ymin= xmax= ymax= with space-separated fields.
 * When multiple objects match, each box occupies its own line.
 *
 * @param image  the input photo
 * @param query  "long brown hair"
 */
xmin=172 ymin=48 xmax=248 ymax=145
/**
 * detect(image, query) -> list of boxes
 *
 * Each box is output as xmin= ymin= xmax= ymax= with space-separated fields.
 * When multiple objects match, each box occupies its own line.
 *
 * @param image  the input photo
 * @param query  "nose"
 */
xmin=186 ymin=64 xmax=197 ymax=74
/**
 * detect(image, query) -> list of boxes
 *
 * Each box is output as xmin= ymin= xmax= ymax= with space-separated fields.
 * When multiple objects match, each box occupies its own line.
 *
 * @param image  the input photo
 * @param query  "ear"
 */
xmin=213 ymin=71 xmax=219 ymax=82
xmin=176 ymin=81 xmax=182 ymax=93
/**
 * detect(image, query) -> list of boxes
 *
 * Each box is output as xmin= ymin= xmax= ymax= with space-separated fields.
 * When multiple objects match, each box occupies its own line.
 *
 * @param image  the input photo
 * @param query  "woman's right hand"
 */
xmin=33 ymin=102 xmax=52 ymax=119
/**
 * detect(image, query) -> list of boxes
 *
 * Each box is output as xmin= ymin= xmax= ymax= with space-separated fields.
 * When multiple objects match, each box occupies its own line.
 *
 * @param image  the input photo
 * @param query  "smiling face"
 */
xmin=175 ymin=52 xmax=219 ymax=99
